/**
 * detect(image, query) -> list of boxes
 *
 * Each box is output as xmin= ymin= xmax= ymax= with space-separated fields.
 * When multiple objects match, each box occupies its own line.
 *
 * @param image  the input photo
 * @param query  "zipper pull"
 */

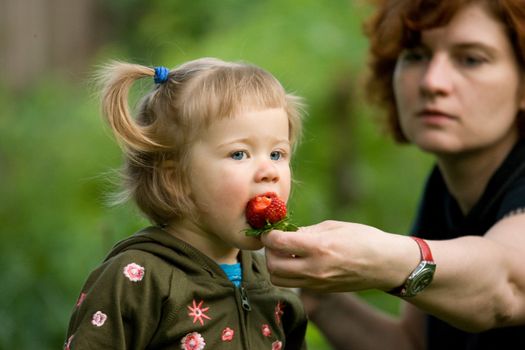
xmin=240 ymin=287 xmax=251 ymax=311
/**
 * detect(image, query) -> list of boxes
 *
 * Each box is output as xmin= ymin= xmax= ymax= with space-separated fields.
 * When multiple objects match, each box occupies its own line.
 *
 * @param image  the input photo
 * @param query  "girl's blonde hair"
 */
xmin=98 ymin=57 xmax=304 ymax=225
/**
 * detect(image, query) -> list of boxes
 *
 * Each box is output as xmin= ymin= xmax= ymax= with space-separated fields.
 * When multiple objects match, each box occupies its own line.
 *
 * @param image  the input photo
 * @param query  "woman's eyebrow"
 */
xmin=452 ymin=42 xmax=498 ymax=54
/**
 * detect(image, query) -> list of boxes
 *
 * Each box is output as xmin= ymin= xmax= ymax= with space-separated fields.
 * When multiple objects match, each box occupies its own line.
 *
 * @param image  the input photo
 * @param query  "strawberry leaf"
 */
xmin=244 ymin=216 xmax=298 ymax=237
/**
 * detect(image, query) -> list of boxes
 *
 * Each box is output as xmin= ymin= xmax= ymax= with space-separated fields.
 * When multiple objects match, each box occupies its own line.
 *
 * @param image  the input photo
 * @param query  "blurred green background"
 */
xmin=0 ymin=0 xmax=433 ymax=348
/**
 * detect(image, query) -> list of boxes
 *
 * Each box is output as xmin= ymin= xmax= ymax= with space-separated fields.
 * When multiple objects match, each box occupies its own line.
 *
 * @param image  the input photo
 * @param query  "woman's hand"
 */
xmin=260 ymin=220 xmax=418 ymax=292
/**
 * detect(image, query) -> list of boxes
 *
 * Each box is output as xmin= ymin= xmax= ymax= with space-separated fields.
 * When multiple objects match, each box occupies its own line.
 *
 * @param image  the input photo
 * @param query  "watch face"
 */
xmin=411 ymin=268 xmax=435 ymax=294
xmin=406 ymin=263 xmax=436 ymax=296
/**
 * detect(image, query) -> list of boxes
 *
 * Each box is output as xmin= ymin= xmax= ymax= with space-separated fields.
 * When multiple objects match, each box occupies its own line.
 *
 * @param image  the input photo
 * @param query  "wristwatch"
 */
xmin=388 ymin=237 xmax=436 ymax=297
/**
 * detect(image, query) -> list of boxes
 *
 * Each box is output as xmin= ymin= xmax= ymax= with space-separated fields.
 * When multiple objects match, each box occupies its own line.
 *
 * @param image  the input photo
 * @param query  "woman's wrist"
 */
xmin=380 ymin=234 xmax=423 ymax=292
xmin=387 ymin=237 xmax=437 ymax=297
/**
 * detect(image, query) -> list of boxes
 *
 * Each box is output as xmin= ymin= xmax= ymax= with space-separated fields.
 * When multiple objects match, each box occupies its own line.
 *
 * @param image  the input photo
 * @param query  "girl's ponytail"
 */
xmin=97 ymin=61 xmax=188 ymax=225
xmin=98 ymin=62 xmax=169 ymax=154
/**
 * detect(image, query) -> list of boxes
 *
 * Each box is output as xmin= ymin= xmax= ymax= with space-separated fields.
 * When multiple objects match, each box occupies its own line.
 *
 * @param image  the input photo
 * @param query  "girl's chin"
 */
xmin=237 ymin=237 xmax=264 ymax=251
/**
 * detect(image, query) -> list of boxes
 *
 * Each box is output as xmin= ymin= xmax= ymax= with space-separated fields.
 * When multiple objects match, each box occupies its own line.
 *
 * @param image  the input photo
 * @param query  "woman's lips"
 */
xmin=417 ymin=108 xmax=456 ymax=123
xmin=418 ymin=107 xmax=454 ymax=117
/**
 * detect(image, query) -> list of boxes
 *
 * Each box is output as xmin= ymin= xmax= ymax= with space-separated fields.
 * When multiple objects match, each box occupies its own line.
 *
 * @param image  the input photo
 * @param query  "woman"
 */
xmin=261 ymin=1 xmax=525 ymax=349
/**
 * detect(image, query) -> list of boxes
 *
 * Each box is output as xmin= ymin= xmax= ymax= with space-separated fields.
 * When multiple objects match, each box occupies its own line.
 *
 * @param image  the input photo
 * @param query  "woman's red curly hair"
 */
xmin=364 ymin=0 xmax=525 ymax=143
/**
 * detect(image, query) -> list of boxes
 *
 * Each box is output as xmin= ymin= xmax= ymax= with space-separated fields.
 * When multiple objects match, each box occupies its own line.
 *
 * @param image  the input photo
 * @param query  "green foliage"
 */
xmin=1 ymin=1 xmax=433 ymax=348
xmin=0 ymin=80 xmax=147 ymax=348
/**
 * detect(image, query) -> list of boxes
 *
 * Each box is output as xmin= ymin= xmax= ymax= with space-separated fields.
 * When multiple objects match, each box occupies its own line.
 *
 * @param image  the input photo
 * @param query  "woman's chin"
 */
xmin=411 ymin=135 xmax=461 ymax=155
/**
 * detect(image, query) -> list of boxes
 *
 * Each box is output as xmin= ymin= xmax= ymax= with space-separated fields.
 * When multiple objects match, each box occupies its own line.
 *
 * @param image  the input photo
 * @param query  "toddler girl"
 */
xmin=65 ymin=58 xmax=307 ymax=350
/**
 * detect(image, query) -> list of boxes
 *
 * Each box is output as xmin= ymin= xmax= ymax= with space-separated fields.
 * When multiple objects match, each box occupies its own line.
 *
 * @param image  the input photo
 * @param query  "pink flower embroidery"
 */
xmin=274 ymin=301 xmax=285 ymax=325
xmin=261 ymin=324 xmax=272 ymax=337
xmin=64 ymin=335 xmax=74 ymax=350
xmin=187 ymin=299 xmax=211 ymax=325
xmin=221 ymin=327 xmax=234 ymax=342
xmin=91 ymin=311 xmax=107 ymax=327
xmin=75 ymin=292 xmax=87 ymax=307
xmin=272 ymin=340 xmax=283 ymax=350
xmin=180 ymin=332 xmax=206 ymax=350
xmin=123 ymin=262 xmax=145 ymax=282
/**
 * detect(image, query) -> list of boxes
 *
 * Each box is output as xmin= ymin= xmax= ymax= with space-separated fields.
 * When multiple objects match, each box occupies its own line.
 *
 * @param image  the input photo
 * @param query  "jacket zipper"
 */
xmin=236 ymin=286 xmax=251 ymax=349
xmin=240 ymin=286 xmax=251 ymax=311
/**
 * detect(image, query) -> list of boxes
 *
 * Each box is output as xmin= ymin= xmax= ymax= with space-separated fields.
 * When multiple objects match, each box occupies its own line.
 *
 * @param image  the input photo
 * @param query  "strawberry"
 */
xmin=245 ymin=192 xmax=298 ymax=237
xmin=265 ymin=197 xmax=287 ymax=224
xmin=246 ymin=193 xmax=274 ymax=229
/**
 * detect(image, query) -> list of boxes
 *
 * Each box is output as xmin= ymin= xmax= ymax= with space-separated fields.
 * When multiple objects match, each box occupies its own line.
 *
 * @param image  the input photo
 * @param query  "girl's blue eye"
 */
xmin=231 ymin=151 xmax=246 ymax=160
xmin=270 ymin=151 xmax=282 ymax=161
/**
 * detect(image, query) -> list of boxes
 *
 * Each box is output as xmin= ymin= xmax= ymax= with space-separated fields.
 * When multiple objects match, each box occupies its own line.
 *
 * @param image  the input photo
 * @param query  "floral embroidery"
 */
xmin=261 ymin=324 xmax=272 ymax=337
xmin=180 ymin=332 xmax=206 ymax=350
xmin=123 ymin=262 xmax=145 ymax=282
xmin=91 ymin=311 xmax=107 ymax=327
xmin=187 ymin=299 xmax=211 ymax=325
xmin=64 ymin=335 xmax=74 ymax=350
xmin=221 ymin=327 xmax=234 ymax=342
xmin=274 ymin=301 xmax=285 ymax=325
xmin=75 ymin=292 xmax=87 ymax=307
xmin=272 ymin=340 xmax=283 ymax=350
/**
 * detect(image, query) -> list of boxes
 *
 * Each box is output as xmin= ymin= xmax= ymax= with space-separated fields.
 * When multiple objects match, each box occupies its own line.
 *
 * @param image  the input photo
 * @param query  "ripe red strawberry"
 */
xmin=245 ymin=193 xmax=274 ymax=229
xmin=265 ymin=197 xmax=287 ymax=224
xmin=245 ymin=192 xmax=297 ymax=236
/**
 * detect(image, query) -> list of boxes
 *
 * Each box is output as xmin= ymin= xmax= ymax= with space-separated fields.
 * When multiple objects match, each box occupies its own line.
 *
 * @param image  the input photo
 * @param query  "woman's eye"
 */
xmin=270 ymin=151 xmax=282 ymax=161
xmin=400 ymin=48 xmax=428 ymax=63
xmin=458 ymin=54 xmax=486 ymax=67
xmin=230 ymin=151 xmax=246 ymax=160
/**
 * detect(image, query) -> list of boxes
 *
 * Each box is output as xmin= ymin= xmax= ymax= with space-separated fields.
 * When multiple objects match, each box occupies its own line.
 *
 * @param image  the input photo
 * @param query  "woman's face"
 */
xmin=393 ymin=2 xmax=525 ymax=156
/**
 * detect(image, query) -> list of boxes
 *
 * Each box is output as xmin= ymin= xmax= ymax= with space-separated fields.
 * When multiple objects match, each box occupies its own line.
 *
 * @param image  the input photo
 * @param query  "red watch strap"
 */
xmin=387 ymin=237 xmax=434 ymax=295
xmin=412 ymin=237 xmax=434 ymax=261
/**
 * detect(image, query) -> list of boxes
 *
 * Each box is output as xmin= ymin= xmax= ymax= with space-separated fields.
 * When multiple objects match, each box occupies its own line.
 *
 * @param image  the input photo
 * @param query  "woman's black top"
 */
xmin=412 ymin=139 xmax=525 ymax=350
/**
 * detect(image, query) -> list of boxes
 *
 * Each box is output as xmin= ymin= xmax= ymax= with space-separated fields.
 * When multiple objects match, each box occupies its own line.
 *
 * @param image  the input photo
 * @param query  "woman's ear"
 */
xmin=519 ymin=73 xmax=525 ymax=110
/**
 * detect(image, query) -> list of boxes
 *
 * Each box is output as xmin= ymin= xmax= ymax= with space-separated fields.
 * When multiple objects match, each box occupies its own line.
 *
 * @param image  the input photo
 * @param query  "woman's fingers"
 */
xmin=261 ymin=228 xmax=310 ymax=257
xmin=264 ymin=245 xmax=306 ymax=275
xmin=263 ymin=244 xmax=335 ymax=290
xmin=261 ymin=220 xmax=337 ymax=254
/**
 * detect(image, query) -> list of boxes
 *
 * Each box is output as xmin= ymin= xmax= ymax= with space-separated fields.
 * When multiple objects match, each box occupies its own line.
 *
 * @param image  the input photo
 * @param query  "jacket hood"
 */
xmin=103 ymin=226 xmax=268 ymax=284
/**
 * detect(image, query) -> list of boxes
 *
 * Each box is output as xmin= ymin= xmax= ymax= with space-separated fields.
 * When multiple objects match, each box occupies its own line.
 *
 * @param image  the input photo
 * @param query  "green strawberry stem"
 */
xmin=244 ymin=217 xmax=298 ymax=237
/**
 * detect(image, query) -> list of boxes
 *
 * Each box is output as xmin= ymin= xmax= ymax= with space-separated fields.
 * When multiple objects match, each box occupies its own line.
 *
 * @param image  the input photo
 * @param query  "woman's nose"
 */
xmin=419 ymin=55 xmax=452 ymax=98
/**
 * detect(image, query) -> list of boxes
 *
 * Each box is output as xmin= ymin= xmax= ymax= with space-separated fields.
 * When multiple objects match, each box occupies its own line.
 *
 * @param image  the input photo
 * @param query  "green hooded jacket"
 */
xmin=65 ymin=227 xmax=307 ymax=349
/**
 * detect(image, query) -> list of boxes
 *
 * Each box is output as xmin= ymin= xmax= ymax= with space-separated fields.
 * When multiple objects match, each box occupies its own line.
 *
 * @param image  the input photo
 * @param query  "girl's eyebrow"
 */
xmin=216 ymin=138 xmax=256 ymax=150
xmin=214 ymin=139 xmax=244 ymax=149
xmin=217 ymin=137 xmax=290 ymax=148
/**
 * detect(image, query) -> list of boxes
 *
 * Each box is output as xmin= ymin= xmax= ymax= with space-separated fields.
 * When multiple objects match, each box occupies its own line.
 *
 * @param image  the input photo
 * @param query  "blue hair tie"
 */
xmin=153 ymin=66 xmax=170 ymax=84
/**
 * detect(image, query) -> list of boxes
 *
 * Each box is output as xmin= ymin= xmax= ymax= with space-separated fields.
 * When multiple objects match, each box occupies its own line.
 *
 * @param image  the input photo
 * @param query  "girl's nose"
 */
xmin=419 ymin=55 xmax=452 ymax=98
xmin=255 ymin=160 xmax=280 ymax=183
